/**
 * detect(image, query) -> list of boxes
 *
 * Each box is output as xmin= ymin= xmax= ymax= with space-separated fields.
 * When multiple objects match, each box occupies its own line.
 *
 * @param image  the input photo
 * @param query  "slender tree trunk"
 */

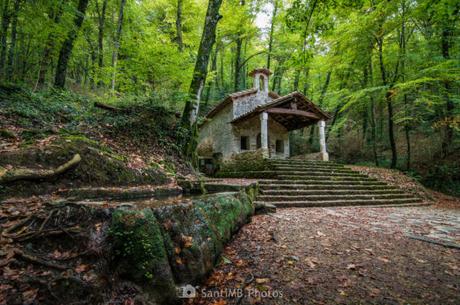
xmin=54 ymin=0 xmax=90 ymax=88
xmin=6 ymin=0 xmax=19 ymax=80
xmin=318 ymin=71 xmax=331 ymax=105
xmin=96 ymin=0 xmax=108 ymax=86
xmin=36 ymin=1 xmax=64 ymax=89
xmin=266 ymin=0 xmax=278 ymax=70
xmin=295 ymin=0 xmax=318 ymax=94
xmin=400 ymin=0 xmax=411 ymax=170
xmin=111 ymin=0 xmax=127 ymax=93
xmin=368 ymin=56 xmax=379 ymax=166
xmin=219 ymin=45 xmax=224 ymax=93
xmin=302 ymin=67 xmax=309 ymax=95
xmin=85 ymin=30 xmax=97 ymax=89
xmin=176 ymin=0 xmax=184 ymax=51
xmin=204 ymin=45 xmax=218 ymax=106
xmin=181 ymin=0 xmax=223 ymax=126
xmin=0 ymin=0 xmax=10 ymax=75
xmin=233 ymin=0 xmax=245 ymax=91
xmin=377 ymin=36 xmax=397 ymax=168
xmin=234 ymin=37 xmax=243 ymax=91
xmin=441 ymin=27 xmax=454 ymax=158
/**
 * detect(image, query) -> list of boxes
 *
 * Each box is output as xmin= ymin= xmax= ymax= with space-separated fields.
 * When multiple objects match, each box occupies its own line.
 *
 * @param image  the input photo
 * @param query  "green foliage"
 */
xmin=423 ymin=163 xmax=460 ymax=196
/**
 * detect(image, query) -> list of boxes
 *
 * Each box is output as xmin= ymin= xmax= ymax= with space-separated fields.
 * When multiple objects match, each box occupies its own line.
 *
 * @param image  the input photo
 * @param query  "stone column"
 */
xmin=260 ymin=112 xmax=269 ymax=158
xmin=318 ymin=120 xmax=329 ymax=161
xmin=284 ymin=136 xmax=290 ymax=159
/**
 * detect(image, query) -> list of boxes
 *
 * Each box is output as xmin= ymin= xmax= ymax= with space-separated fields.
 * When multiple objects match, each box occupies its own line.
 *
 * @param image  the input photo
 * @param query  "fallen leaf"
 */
xmin=22 ymin=288 xmax=38 ymax=304
xmin=255 ymin=278 xmax=270 ymax=284
xmin=75 ymin=264 xmax=89 ymax=273
xmin=346 ymin=264 xmax=356 ymax=270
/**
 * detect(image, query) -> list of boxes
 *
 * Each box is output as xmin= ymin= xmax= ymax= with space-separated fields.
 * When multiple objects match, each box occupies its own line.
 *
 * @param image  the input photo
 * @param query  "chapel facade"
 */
xmin=198 ymin=68 xmax=330 ymax=162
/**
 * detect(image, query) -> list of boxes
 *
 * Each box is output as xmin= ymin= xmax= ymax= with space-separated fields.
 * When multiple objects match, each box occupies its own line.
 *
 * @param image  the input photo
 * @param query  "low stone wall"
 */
xmin=214 ymin=151 xmax=276 ymax=178
xmin=109 ymin=185 xmax=257 ymax=304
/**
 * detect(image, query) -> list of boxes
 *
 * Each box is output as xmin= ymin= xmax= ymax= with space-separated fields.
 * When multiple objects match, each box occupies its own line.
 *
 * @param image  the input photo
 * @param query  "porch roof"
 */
xmin=230 ymin=92 xmax=330 ymax=131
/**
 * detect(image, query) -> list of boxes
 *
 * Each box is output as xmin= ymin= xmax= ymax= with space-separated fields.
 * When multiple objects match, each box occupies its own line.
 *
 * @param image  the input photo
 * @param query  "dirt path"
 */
xmin=186 ymin=206 xmax=460 ymax=305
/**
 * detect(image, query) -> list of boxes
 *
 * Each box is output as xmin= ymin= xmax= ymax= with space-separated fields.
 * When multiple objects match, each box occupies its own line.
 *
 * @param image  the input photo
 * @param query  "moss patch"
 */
xmin=216 ymin=151 xmax=274 ymax=178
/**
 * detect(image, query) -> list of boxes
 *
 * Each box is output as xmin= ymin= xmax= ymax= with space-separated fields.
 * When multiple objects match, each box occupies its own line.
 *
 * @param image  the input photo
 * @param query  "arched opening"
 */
xmin=259 ymin=75 xmax=265 ymax=92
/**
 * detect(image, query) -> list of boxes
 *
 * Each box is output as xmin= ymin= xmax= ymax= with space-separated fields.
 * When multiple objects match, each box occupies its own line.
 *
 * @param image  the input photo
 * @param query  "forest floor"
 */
xmin=187 ymin=198 xmax=460 ymax=305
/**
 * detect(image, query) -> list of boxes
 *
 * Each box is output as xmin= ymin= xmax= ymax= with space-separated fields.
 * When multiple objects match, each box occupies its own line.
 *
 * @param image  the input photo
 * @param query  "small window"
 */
xmin=276 ymin=140 xmax=284 ymax=153
xmin=240 ymin=136 xmax=249 ymax=151
xmin=256 ymin=133 xmax=261 ymax=149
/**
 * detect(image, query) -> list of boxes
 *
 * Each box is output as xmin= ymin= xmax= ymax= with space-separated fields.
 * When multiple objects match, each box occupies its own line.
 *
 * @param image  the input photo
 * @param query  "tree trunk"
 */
xmin=176 ymin=0 xmax=184 ymax=51
xmin=441 ymin=27 xmax=454 ymax=158
xmin=318 ymin=71 xmax=331 ymax=105
xmin=266 ymin=0 xmax=278 ymax=70
xmin=400 ymin=0 xmax=411 ymax=170
xmin=96 ymin=0 xmax=108 ymax=86
xmin=54 ymin=0 xmax=90 ymax=88
xmin=377 ymin=36 xmax=397 ymax=168
xmin=368 ymin=58 xmax=379 ymax=166
xmin=204 ymin=45 xmax=218 ymax=106
xmin=111 ymin=0 xmax=127 ymax=93
xmin=181 ymin=0 xmax=223 ymax=126
xmin=36 ymin=1 xmax=64 ymax=89
xmin=234 ymin=36 xmax=243 ymax=91
xmin=302 ymin=67 xmax=309 ymax=95
xmin=233 ymin=0 xmax=245 ymax=91
xmin=219 ymin=45 xmax=224 ymax=93
xmin=6 ymin=0 xmax=19 ymax=80
xmin=0 ymin=0 xmax=10 ymax=75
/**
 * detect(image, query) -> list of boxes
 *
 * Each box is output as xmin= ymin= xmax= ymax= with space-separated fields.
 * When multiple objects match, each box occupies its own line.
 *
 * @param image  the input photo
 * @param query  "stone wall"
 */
xmin=198 ymin=90 xmax=284 ymax=160
xmin=198 ymin=104 xmax=237 ymax=158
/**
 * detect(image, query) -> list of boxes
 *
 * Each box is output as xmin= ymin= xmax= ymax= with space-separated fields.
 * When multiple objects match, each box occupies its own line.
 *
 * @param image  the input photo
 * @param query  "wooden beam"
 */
xmin=266 ymin=108 xmax=320 ymax=120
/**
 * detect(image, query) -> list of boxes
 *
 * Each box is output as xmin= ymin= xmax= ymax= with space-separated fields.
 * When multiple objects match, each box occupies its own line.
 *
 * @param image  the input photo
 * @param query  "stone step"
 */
xmin=257 ymin=193 xmax=416 ymax=202
xmin=273 ymin=166 xmax=354 ymax=173
xmin=274 ymin=171 xmax=366 ymax=177
xmin=255 ymin=197 xmax=422 ymax=208
xmin=258 ymin=180 xmax=387 ymax=186
xmin=260 ymin=189 xmax=407 ymax=196
xmin=270 ymin=161 xmax=342 ymax=168
xmin=259 ymin=184 xmax=398 ymax=191
xmin=277 ymin=175 xmax=377 ymax=181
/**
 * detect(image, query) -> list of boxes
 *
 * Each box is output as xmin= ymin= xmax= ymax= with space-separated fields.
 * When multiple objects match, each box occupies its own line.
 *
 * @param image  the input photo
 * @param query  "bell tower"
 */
xmin=249 ymin=68 xmax=272 ymax=96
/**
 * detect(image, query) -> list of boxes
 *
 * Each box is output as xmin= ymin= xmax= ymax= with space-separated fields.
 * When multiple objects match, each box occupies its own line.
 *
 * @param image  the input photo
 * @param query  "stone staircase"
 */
xmin=255 ymin=160 xmax=423 ymax=208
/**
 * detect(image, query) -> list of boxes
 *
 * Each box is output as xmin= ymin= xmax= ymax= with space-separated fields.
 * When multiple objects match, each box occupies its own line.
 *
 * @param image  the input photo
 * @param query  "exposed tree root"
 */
xmin=0 ymin=153 xmax=81 ymax=184
xmin=13 ymin=249 xmax=68 ymax=270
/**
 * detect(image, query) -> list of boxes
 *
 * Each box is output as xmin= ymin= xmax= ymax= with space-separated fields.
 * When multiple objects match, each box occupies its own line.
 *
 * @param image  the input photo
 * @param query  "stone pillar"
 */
xmin=260 ymin=112 xmax=269 ymax=158
xmin=318 ymin=120 xmax=329 ymax=161
xmin=284 ymin=136 xmax=290 ymax=159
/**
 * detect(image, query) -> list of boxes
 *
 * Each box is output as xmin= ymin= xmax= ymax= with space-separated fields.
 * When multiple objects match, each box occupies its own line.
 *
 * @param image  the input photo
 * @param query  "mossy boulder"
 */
xmin=110 ymin=208 xmax=177 ymax=304
xmin=108 ymin=184 xmax=258 ymax=304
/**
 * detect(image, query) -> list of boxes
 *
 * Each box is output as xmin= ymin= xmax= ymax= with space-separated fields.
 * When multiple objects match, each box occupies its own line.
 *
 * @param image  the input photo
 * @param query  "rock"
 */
xmin=255 ymin=202 xmax=277 ymax=214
